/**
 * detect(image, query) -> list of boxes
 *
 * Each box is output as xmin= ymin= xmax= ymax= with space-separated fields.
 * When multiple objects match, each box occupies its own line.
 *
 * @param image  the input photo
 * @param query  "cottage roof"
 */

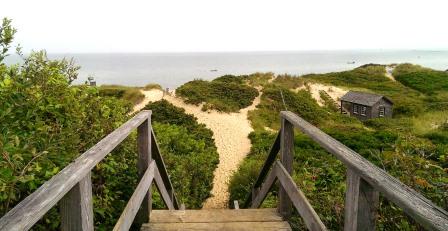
xmin=341 ymin=91 xmax=393 ymax=106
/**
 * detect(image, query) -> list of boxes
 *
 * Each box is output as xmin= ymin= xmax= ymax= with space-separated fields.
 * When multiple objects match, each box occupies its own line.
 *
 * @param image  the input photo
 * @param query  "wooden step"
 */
xmin=142 ymin=209 xmax=291 ymax=231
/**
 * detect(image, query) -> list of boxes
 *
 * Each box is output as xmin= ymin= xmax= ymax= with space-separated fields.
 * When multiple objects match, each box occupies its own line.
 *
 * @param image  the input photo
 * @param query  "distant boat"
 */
xmin=210 ymin=69 xmax=218 ymax=72
xmin=347 ymin=61 xmax=355 ymax=64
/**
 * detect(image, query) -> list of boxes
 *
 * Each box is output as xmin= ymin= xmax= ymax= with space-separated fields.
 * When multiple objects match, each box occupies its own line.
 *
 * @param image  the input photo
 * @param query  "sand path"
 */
xmin=385 ymin=66 xmax=396 ymax=82
xmin=135 ymin=88 xmax=261 ymax=208
xmin=296 ymin=83 xmax=347 ymax=106
xmin=132 ymin=90 xmax=165 ymax=113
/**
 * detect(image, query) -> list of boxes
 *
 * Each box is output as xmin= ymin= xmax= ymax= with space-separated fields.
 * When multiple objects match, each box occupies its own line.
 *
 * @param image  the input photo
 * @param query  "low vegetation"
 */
xmin=143 ymin=83 xmax=162 ymax=91
xmin=175 ymin=75 xmax=259 ymax=112
xmin=143 ymin=100 xmax=219 ymax=208
xmin=230 ymin=65 xmax=448 ymax=230
xmin=98 ymin=85 xmax=145 ymax=106
xmin=394 ymin=63 xmax=448 ymax=94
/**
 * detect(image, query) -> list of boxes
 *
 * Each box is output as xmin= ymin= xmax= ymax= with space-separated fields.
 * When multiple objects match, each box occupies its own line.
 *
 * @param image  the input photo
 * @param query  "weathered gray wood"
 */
xmin=154 ymin=166 xmax=175 ymax=210
xmin=281 ymin=111 xmax=448 ymax=231
xmin=251 ymin=167 xmax=277 ymax=209
xmin=142 ymin=221 xmax=292 ymax=231
xmin=59 ymin=173 xmax=94 ymax=231
xmin=279 ymin=118 xmax=294 ymax=217
xmin=244 ymin=131 xmax=281 ymax=208
xmin=149 ymin=209 xmax=284 ymax=223
xmin=135 ymin=117 xmax=152 ymax=226
xmin=113 ymin=161 xmax=155 ymax=231
xmin=234 ymin=200 xmax=240 ymax=210
xmin=151 ymin=129 xmax=179 ymax=209
xmin=0 ymin=111 xmax=151 ymax=231
xmin=275 ymin=161 xmax=327 ymax=231
xmin=344 ymin=169 xmax=379 ymax=231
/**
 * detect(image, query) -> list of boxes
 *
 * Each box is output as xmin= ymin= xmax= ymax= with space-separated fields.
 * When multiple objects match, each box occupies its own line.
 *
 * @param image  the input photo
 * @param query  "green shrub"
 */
xmin=176 ymin=77 xmax=259 ymax=112
xmin=143 ymin=100 xmax=218 ymax=208
xmin=0 ymin=50 xmax=137 ymax=230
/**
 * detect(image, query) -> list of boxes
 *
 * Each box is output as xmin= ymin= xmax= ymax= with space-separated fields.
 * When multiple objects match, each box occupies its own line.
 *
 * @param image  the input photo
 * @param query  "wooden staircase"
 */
xmin=1 ymin=110 xmax=447 ymax=231
xmin=142 ymin=209 xmax=291 ymax=231
xmin=319 ymin=90 xmax=348 ymax=115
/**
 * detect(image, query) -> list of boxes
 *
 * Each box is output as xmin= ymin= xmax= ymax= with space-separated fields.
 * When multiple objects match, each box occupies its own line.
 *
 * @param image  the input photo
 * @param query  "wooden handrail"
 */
xmin=246 ymin=111 xmax=448 ymax=231
xmin=243 ymin=131 xmax=280 ymax=208
xmin=151 ymin=130 xmax=179 ymax=209
xmin=0 ymin=110 xmax=180 ymax=231
xmin=280 ymin=111 xmax=448 ymax=231
xmin=114 ymin=161 xmax=156 ymax=231
xmin=251 ymin=161 xmax=327 ymax=231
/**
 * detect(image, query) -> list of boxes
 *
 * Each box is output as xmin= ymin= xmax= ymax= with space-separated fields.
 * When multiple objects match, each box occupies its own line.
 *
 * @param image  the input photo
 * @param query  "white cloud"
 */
xmin=1 ymin=0 xmax=447 ymax=52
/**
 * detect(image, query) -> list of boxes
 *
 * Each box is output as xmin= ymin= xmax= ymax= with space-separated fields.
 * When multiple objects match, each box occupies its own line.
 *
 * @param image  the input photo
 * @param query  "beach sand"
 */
xmin=296 ymin=83 xmax=347 ymax=106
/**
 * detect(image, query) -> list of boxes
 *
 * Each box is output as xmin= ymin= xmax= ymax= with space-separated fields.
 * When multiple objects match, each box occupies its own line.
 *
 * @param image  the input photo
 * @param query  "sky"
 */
xmin=1 ymin=0 xmax=447 ymax=53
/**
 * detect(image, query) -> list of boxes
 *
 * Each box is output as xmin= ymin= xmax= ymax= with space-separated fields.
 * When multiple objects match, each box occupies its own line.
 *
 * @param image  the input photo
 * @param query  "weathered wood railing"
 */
xmin=245 ymin=111 xmax=448 ymax=231
xmin=0 ymin=110 xmax=179 ymax=231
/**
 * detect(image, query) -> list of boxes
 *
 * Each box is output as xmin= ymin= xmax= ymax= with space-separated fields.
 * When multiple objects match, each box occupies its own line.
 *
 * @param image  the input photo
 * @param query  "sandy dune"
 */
xmin=296 ymin=83 xmax=347 ymax=106
xmin=136 ymin=89 xmax=261 ymax=208
xmin=132 ymin=89 xmax=165 ymax=113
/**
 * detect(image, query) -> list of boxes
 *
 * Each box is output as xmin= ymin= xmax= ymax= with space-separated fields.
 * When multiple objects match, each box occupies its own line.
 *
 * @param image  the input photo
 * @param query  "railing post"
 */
xmin=59 ymin=172 xmax=94 ymax=231
xmin=278 ymin=117 xmax=294 ymax=217
xmin=135 ymin=114 xmax=152 ymax=226
xmin=344 ymin=168 xmax=379 ymax=231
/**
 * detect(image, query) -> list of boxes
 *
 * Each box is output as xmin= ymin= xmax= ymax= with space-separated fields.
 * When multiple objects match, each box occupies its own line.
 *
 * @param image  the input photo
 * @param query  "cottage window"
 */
xmin=361 ymin=106 xmax=367 ymax=116
xmin=353 ymin=105 xmax=359 ymax=114
xmin=379 ymin=106 xmax=385 ymax=117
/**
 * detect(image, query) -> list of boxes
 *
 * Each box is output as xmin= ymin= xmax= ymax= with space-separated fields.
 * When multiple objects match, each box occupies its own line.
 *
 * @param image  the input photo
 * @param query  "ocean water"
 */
xmin=5 ymin=50 xmax=448 ymax=88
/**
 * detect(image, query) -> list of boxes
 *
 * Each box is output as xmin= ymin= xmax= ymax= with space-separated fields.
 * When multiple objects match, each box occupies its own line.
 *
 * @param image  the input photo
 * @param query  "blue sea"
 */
xmin=5 ymin=50 xmax=448 ymax=89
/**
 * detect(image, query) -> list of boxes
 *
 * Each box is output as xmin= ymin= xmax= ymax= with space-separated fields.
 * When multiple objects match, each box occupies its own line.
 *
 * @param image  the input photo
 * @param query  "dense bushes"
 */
xmin=176 ymin=76 xmax=259 ymax=112
xmin=143 ymin=100 xmax=218 ymax=208
xmin=0 ymin=37 xmax=137 ymax=230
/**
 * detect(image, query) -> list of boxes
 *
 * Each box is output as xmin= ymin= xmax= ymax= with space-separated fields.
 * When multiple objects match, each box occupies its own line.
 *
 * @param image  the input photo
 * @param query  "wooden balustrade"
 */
xmin=0 ymin=110 xmax=179 ymax=231
xmin=246 ymin=111 xmax=448 ymax=231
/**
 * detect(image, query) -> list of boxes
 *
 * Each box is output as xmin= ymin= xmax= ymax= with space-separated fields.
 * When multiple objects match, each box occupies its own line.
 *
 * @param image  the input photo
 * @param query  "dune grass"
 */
xmin=98 ymin=85 xmax=145 ymax=106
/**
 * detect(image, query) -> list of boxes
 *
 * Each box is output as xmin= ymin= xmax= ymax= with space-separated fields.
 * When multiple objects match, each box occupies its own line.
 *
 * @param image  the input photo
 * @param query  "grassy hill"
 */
xmin=228 ymin=64 xmax=448 ymax=230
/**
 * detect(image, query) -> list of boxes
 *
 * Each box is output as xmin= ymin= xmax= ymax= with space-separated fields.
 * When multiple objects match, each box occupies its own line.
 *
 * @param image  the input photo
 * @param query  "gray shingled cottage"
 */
xmin=340 ymin=91 xmax=393 ymax=120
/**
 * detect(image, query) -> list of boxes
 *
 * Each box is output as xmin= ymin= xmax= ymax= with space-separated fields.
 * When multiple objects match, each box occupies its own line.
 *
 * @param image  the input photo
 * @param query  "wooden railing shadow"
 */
xmin=244 ymin=111 xmax=448 ymax=231
xmin=0 ymin=110 xmax=179 ymax=231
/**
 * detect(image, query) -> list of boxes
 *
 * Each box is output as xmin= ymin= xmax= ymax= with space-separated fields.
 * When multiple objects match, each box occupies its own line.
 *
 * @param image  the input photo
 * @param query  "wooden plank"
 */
xmin=154 ymin=166 xmax=175 ymax=210
xmin=278 ymin=119 xmax=294 ymax=217
xmin=0 ymin=110 xmax=151 ymax=231
xmin=275 ymin=161 xmax=327 ymax=231
xmin=149 ymin=209 xmax=283 ymax=223
xmin=59 ymin=173 xmax=94 ymax=231
xmin=344 ymin=169 xmax=379 ymax=231
xmin=281 ymin=111 xmax=448 ymax=231
xmin=244 ymin=131 xmax=280 ymax=208
xmin=135 ymin=117 xmax=152 ymax=226
xmin=250 ymin=167 xmax=277 ymax=209
xmin=113 ymin=161 xmax=155 ymax=231
xmin=142 ymin=221 xmax=292 ymax=231
xmin=151 ymin=129 xmax=179 ymax=209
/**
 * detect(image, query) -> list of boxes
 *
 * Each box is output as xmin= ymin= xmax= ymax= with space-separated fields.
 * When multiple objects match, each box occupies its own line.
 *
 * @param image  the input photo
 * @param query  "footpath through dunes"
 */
xmin=135 ymin=88 xmax=261 ymax=208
